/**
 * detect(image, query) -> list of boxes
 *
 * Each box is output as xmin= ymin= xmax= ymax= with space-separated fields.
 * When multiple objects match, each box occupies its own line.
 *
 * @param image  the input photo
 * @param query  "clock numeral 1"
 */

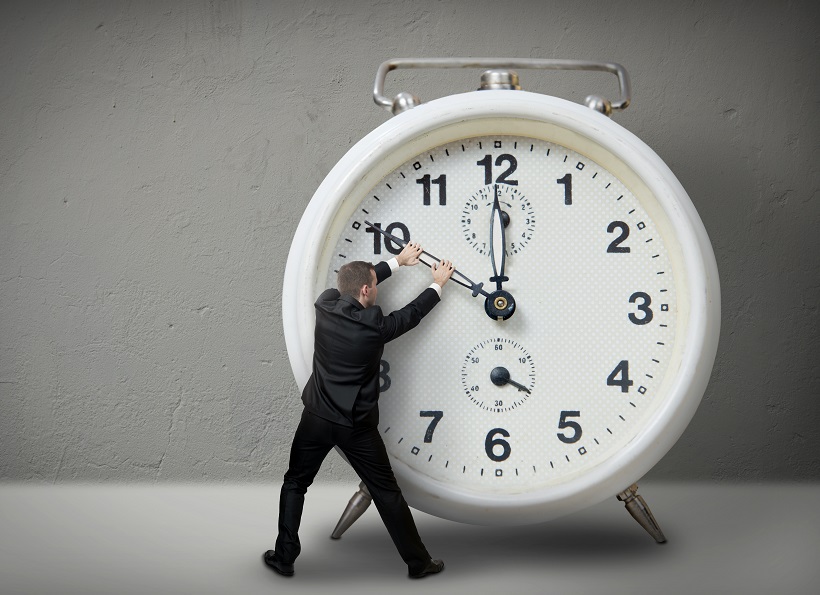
xmin=557 ymin=173 xmax=572 ymax=205
xmin=607 ymin=360 xmax=633 ymax=393
xmin=366 ymin=222 xmax=410 ymax=255
xmin=416 ymin=174 xmax=447 ymax=205
xmin=557 ymin=411 xmax=582 ymax=444
xmin=485 ymin=428 xmax=511 ymax=462
xmin=628 ymin=291 xmax=654 ymax=325
xmin=419 ymin=410 xmax=443 ymax=443
xmin=379 ymin=359 xmax=391 ymax=393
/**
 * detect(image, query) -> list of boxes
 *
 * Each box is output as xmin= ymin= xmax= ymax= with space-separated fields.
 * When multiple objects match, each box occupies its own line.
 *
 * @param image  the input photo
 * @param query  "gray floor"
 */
xmin=1 ymin=482 xmax=817 ymax=594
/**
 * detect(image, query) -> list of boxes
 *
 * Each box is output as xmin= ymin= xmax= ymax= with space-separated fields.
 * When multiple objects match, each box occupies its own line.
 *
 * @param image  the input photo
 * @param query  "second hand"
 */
xmin=363 ymin=221 xmax=489 ymax=299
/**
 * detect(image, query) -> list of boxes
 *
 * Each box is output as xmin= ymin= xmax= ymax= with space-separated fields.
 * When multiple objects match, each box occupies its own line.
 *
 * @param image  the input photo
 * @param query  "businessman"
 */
xmin=264 ymin=241 xmax=454 ymax=579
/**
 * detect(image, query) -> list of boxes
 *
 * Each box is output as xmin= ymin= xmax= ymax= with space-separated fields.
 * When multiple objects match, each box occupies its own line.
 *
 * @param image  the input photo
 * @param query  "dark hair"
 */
xmin=338 ymin=261 xmax=375 ymax=298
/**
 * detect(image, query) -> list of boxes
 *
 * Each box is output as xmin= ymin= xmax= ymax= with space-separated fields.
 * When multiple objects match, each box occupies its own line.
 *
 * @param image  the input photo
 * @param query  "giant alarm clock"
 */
xmin=282 ymin=59 xmax=720 ymax=539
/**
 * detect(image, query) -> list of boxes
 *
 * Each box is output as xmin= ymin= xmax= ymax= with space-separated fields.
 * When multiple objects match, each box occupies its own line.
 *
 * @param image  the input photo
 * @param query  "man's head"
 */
xmin=338 ymin=261 xmax=377 ymax=307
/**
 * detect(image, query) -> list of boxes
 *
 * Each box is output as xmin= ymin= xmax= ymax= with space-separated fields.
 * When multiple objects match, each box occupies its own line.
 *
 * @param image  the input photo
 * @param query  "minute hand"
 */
xmin=363 ymin=220 xmax=489 ymax=298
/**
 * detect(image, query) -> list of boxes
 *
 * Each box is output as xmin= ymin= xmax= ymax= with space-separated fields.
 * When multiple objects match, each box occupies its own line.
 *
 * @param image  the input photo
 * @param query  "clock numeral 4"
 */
xmin=557 ymin=411 xmax=582 ymax=444
xmin=607 ymin=360 xmax=634 ymax=393
xmin=366 ymin=222 xmax=409 ymax=256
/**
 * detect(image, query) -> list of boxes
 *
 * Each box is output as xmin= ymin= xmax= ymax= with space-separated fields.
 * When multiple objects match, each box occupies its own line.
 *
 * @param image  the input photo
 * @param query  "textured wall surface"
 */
xmin=1 ymin=0 xmax=817 ymax=483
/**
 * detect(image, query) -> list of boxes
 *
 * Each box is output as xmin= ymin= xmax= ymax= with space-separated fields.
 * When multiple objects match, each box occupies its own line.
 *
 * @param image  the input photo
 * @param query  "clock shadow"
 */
xmin=299 ymin=509 xmax=661 ymax=583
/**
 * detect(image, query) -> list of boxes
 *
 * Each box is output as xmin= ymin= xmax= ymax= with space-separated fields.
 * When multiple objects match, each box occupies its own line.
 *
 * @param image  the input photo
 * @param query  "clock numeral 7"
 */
xmin=365 ymin=222 xmax=410 ymax=255
xmin=419 ymin=410 xmax=443 ymax=443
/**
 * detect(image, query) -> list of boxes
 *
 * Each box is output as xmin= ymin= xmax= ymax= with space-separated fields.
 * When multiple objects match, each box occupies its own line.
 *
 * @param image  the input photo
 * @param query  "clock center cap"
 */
xmin=485 ymin=290 xmax=516 ymax=320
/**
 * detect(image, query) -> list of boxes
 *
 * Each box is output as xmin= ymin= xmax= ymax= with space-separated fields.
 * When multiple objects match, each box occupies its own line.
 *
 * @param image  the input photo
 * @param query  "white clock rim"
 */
xmin=283 ymin=90 xmax=720 ymax=525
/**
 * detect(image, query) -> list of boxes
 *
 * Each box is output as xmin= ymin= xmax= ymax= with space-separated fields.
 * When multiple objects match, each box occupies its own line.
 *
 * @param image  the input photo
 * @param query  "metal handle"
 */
xmin=373 ymin=57 xmax=631 ymax=114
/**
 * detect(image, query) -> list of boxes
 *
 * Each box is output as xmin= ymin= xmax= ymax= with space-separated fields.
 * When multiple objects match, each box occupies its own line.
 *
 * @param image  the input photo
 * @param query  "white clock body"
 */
xmin=282 ymin=90 xmax=720 ymax=525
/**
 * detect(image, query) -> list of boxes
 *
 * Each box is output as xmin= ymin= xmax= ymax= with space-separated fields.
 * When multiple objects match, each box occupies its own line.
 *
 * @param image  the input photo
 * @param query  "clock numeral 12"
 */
xmin=477 ymin=154 xmax=519 ymax=185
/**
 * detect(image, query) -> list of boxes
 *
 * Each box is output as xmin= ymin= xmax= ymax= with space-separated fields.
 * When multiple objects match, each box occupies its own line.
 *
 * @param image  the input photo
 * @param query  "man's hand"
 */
xmin=432 ymin=259 xmax=455 ymax=288
xmin=397 ymin=241 xmax=423 ymax=267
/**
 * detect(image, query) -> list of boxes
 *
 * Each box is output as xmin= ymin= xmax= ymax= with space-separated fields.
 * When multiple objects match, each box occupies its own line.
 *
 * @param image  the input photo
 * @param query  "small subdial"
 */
xmin=461 ymin=185 xmax=535 ymax=256
xmin=461 ymin=338 xmax=536 ymax=413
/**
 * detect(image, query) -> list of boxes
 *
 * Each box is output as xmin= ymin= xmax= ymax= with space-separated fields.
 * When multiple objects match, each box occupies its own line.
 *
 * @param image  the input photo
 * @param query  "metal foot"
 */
xmin=616 ymin=483 xmax=667 ymax=543
xmin=330 ymin=482 xmax=372 ymax=539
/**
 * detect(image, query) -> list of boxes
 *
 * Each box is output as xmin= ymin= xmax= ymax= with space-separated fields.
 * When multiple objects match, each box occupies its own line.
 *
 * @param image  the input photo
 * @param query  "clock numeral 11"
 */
xmin=416 ymin=174 xmax=446 ymax=205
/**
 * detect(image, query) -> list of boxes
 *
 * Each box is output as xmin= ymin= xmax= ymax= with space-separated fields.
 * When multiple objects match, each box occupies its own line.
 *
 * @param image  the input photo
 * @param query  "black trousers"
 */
xmin=274 ymin=409 xmax=431 ymax=574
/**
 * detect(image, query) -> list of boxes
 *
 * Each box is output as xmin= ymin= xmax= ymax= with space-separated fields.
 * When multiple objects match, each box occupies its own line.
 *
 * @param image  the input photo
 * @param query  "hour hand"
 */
xmin=489 ymin=184 xmax=509 ymax=290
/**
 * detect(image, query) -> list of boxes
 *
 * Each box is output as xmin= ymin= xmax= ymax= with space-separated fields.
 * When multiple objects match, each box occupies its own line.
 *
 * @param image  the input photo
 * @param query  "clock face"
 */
xmin=323 ymin=134 xmax=679 ymax=495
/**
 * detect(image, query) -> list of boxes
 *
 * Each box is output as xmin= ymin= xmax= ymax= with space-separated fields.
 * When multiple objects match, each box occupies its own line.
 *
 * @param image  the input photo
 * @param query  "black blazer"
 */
xmin=301 ymin=261 xmax=440 ymax=427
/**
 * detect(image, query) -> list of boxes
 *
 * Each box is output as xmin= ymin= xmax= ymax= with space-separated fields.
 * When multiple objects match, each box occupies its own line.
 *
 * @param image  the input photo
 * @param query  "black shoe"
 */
xmin=263 ymin=550 xmax=294 ymax=577
xmin=409 ymin=559 xmax=444 ymax=579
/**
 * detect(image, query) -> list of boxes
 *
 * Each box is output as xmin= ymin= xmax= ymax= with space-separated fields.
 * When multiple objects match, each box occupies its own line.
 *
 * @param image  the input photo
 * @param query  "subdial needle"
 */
xmin=490 ymin=366 xmax=531 ymax=393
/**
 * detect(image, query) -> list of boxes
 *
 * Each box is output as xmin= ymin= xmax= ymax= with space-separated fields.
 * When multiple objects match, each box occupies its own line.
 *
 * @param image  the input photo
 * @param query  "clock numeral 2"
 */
xmin=420 ymin=410 xmax=443 ymax=443
xmin=607 ymin=221 xmax=631 ymax=253
xmin=366 ymin=222 xmax=409 ymax=255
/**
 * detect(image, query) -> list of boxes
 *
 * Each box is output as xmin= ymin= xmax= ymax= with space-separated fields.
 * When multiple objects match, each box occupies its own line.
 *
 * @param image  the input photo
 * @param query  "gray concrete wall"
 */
xmin=1 ymin=0 xmax=817 ymax=483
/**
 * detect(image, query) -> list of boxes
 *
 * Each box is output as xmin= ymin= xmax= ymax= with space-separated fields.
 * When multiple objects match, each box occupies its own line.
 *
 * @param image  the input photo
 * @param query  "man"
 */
xmin=264 ymin=241 xmax=454 ymax=579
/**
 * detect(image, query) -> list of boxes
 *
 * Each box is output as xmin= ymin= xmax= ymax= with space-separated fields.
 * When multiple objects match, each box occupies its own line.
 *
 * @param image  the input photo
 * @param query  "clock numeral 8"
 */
xmin=379 ymin=359 xmax=391 ymax=392
xmin=485 ymin=428 xmax=511 ymax=462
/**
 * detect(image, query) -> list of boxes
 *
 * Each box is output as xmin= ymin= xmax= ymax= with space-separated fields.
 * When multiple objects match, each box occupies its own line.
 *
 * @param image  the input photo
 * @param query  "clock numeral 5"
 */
xmin=419 ymin=410 xmax=443 ymax=443
xmin=366 ymin=222 xmax=410 ymax=255
xmin=477 ymin=154 xmax=518 ymax=185
xmin=557 ymin=411 xmax=582 ymax=444
xmin=485 ymin=428 xmax=511 ymax=461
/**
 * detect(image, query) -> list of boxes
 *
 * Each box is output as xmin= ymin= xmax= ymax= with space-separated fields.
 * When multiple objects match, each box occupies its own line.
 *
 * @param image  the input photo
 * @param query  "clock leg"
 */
xmin=330 ymin=482 xmax=372 ymax=539
xmin=616 ymin=483 xmax=667 ymax=543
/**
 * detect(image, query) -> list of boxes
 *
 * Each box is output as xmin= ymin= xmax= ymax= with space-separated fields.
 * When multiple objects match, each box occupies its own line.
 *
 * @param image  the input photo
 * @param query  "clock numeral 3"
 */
xmin=485 ymin=428 xmax=511 ymax=461
xmin=557 ymin=411 xmax=582 ymax=444
xmin=628 ymin=291 xmax=654 ymax=325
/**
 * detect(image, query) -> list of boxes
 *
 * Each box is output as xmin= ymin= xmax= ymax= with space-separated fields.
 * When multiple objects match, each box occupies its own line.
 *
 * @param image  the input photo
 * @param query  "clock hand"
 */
xmin=489 ymin=184 xmax=509 ymax=290
xmin=490 ymin=366 xmax=531 ymax=394
xmin=364 ymin=221 xmax=489 ymax=298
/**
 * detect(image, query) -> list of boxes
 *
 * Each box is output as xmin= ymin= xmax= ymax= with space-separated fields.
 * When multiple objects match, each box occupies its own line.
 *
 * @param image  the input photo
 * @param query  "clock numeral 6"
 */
xmin=628 ymin=291 xmax=654 ymax=325
xmin=485 ymin=428 xmax=511 ymax=462
xmin=379 ymin=359 xmax=391 ymax=392
xmin=557 ymin=411 xmax=582 ymax=444
xmin=366 ymin=222 xmax=409 ymax=255
xmin=419 ymin=410 xmax=443 ymax=443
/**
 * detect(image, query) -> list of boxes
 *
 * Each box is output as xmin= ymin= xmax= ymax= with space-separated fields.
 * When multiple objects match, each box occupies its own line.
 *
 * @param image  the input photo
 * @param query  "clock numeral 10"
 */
xmin=366 ymin=222 xmax=409 ymax=255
